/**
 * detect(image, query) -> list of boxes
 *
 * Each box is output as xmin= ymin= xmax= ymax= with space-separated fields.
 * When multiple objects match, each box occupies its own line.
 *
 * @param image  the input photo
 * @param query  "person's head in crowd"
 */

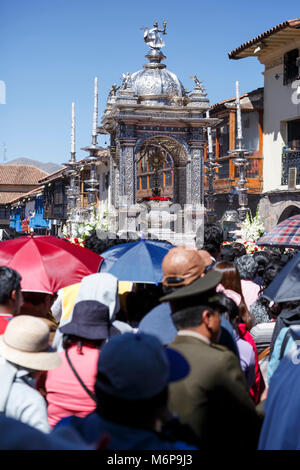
xmin=200 ymin=224 xmax=224 ymax=261
xmin=160 ymin=268 xmax=223 ymax=343
xmin=252 ymin=251 xmax=271 ymax=280
xmin=234 ymin=255 xmax=258 ymax=281
xmin=0 ymin=266 xmax=23 ymax=315
xmin=262 ymin=247 xmax=282 ymax=264
xmin=251 ymin=260 xmax=286 ymax=321
xmin=161 ymin=247 xmax=206 ymax=295
xmin=216 ymin=292 xmax=242 ymax=329
xmin=60 ymin=300 xmax=120 ymax=352
xmin=214 ymin=261 xmax=243 ymax=294
xmin=94 ymin=332 xmax=189 ymax=430
xmin=262 ymin=260 xmax=285 ymax=290
xmin=172 ymin=303 xmax=222 ymax=344
xmin=232 ymin=242 xmax=247 ymax=259
xmin=20 ymin=291 xmax=57 ymax=318
xmin=213 ymin=261 xmax=251 ymax=328
xmin=219 ymin=244 xmax=235 ymax=263
xmin=84 ymin=231 xmax=119 ymax=256
xmin=0 ymin=315 xmax=61 ymax=375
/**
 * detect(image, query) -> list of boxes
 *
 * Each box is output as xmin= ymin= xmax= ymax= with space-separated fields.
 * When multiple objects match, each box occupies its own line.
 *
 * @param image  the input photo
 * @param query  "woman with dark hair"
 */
xmin=216 ymin=292 xmax=255 ymax=390
xmin=252 ymin=251 xmax=271 ymax=287
xmin=214 ymin=261 xmax=252 ymax=329
xmin=232 ymin=242 xmax=247 ymax=259
xmin=234 ymin=255 xmax=260 ymax=312
xmin=219 ymin=245 xmax=235 ymax=263
xmin=250 ymin=261 xmax=285 ymax=326
xmin=214 ymin=261 xmax=265 ymax=404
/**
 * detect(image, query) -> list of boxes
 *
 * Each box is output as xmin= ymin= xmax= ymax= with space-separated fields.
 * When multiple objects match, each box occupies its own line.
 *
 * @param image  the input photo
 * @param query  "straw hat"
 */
xmin=0 ymin=315 xmax=61 ymax=371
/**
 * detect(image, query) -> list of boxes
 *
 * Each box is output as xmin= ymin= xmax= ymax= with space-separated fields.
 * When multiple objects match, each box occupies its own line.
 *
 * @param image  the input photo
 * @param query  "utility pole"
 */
xmin=2 ymin=142 xmax=7 ymax=163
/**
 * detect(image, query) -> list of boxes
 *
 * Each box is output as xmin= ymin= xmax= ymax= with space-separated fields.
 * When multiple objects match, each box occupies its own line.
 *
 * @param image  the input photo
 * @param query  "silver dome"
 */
xmin=132 ymin=68 xmax=185 ymax=96
xmin=130 ymin=65 xmax=186 ymax=106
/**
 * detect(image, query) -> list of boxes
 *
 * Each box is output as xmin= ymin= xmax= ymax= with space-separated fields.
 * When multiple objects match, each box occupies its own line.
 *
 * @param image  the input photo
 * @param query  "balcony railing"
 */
xmin=281 ymin=149 xmax=300 ymax=185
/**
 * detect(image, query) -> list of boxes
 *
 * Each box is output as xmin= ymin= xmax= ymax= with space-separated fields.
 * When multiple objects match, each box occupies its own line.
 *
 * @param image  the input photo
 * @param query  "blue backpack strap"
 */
xmin=279 ymin=328 xmax=293 ymax=361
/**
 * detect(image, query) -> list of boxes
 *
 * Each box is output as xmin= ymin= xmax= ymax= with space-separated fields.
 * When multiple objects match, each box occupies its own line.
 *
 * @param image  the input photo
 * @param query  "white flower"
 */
xmin=240 ymin=207 xmax=265 ymax=243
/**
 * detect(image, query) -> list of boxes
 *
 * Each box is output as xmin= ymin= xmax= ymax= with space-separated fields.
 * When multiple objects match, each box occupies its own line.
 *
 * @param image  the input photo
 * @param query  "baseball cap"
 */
xmin=96 ymin=332 xmax=190 ymax=400
xmin=162 ymin=247 xmax=205 ymax=287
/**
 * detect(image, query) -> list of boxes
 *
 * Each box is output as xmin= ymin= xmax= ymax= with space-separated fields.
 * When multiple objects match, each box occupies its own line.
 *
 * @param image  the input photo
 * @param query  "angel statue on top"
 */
xmin=141 ymin=21 xmax=167 ymax=50
xmin=120 ymin=72 xmax=133 ymax=90
xmin=189 ymin=74 xmax=206 ymax=94
xmin=108 ymin=83 xmax=120 ymax=97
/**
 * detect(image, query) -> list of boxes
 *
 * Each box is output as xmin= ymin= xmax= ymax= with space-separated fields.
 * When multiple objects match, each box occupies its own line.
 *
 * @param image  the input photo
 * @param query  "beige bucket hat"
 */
xmin=0 ymin=315 xmax=62 ymax=371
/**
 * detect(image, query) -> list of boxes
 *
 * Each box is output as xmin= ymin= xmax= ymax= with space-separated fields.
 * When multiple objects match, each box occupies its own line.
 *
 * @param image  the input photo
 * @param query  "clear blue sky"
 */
xmin=0 ymin=0 xmax=299 ymax=165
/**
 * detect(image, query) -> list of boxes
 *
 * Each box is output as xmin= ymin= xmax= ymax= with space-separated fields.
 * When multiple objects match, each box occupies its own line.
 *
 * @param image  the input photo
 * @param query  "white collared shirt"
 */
xmin=177 ymin=330 xmax=211 ymax=345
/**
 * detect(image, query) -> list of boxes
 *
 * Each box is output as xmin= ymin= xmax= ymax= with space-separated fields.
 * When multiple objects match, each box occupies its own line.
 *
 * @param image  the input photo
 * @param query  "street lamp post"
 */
xmin=83 ymin=77 xmax=101 ymax=219
xmin=64 ymin=102 xmax=80 ymax=228
xmin=204 ymin=110 xmax=221 ymax=222
xmin=227 ymin=81 xmax=251 ymax=222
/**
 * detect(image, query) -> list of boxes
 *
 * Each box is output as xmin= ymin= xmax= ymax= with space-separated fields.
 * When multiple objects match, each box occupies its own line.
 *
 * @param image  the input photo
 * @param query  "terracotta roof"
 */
xmin=9 ymin=186 xmax=44 ymax=205
xmin=0 ymin=192 xmax=27 ymax=205
xmin=210 ymin=87 xmax=264 ymax=112
xmin=228 ymin=18 xmax=300 ymax=60
xmin=39 ymin=151 xmax=109 ymax=184
xmin=38 ymin=167 xmax=66 ymax=183
xmin=0 ymin=165 xmax=48 ymax=185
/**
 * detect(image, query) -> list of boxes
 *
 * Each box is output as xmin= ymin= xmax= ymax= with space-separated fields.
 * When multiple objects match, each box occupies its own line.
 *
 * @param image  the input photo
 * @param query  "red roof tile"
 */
xmin=228 ymin=18 xmax=300 ymax=60
xmin=0 ymin=165 xmax=48 ymax=185
xmin=210 ymin=88 xmax=263 ymax=111
xmin=0 ymin=192 xmax=28 ymax=205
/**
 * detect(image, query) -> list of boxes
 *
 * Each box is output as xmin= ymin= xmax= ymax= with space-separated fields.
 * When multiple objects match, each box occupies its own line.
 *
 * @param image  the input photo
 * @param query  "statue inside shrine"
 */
xmin=141 ymin=21 xmax=167 ymax=51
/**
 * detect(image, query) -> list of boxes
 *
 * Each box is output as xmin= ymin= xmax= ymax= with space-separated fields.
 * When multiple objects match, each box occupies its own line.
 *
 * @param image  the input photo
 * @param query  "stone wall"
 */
xmin=258 ymin=190 xmax=300 ymax=231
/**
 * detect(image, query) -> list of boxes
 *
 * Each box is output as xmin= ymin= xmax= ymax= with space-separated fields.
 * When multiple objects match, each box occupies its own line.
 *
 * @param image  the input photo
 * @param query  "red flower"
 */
xmin=142 ymin=196 xmax=171 ymax=201
xmin=74 ymin=238 xmax=78 ymax=243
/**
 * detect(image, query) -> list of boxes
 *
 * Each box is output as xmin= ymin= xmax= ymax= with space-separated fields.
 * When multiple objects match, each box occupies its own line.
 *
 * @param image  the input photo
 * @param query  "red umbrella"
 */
xmin=0 ymin=235 xmax=103 ymax=294
xmin=257 ymin=215 xmax=300 ymax=248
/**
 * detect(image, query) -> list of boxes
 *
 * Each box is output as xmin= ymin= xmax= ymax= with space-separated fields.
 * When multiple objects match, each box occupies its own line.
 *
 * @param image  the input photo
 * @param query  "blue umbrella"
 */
xmin=263 ymin=252 xmax=300 ymax=303
xmin=99 ymin=239 xmax=173 ymax=283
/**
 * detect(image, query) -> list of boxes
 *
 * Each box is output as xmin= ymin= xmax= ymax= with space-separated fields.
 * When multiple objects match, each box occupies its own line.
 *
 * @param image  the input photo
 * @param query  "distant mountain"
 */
xmin=4 ymin=158 xmax=63 ymax=175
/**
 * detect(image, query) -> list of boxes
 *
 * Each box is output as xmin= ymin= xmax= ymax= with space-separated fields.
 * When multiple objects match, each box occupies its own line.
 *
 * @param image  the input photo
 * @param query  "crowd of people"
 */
xmin=0 ymin=223 xmax=299 ymax=450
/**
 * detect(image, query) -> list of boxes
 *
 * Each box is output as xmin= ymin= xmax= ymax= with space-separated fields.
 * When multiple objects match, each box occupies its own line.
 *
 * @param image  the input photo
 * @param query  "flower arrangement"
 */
xmin=239 ymin=208 xmax=265 ymax=243
xmin=223 ymin=240 xmax=264 ymax=254
xmin=142 ymin=196 xmax=171 ymax=202
xmin=64 ymin=236 xmax=85 ymax=247
xmin=62 ymin=200 xmax=110 ymax=244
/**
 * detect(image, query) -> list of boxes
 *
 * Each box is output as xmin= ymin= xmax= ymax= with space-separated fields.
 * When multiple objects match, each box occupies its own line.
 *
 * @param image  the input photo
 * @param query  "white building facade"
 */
xmin=229 ymin=18 xmax=300 ymax=229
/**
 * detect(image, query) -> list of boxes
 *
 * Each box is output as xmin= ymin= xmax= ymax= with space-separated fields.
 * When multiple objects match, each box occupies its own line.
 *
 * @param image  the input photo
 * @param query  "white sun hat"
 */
xmin=0 ymin=315 xmax=61 ymax=371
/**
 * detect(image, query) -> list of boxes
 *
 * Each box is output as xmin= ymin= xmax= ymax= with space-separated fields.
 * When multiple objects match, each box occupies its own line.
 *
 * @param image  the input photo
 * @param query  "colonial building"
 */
xmin=0 ymin=165 xmax=48 ymax=230
xmin=9 ymin=187 xmax=49 ymax=234
xmin=205 ymin=87 xmax=264 ymax=219
xmin=229 ymin=17 xmax=300 ymax=229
